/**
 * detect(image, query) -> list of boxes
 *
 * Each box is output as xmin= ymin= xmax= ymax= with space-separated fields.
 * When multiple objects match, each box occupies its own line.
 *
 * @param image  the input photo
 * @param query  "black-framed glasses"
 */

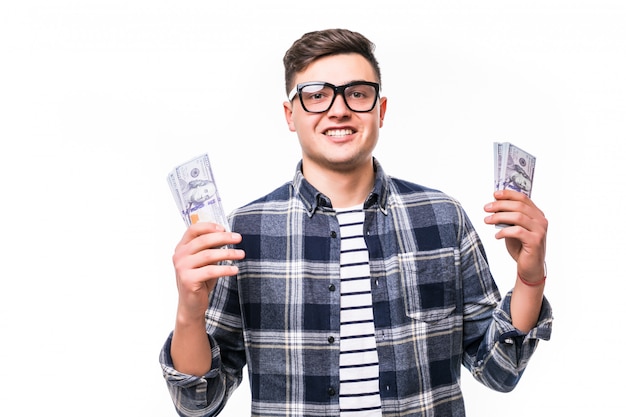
xmin=288 ymin=81 xmax=380 ymax=113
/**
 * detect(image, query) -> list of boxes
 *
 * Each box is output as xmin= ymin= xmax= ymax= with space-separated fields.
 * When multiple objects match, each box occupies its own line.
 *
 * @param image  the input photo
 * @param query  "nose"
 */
xmin=326 ymin=92 xmax=351 ymax=117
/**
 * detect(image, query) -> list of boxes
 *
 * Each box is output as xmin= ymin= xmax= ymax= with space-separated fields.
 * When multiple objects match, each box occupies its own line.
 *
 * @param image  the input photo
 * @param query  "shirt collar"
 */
xmin=292 ymin=158 xmax=389 ymax=218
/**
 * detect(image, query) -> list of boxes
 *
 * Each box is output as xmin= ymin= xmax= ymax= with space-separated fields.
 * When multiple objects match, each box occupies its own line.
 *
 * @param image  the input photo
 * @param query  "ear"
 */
xmin=378 ymin=96 xmax=387 ymax=128
xmin=283 ymin=101 xmax=296 ymax=132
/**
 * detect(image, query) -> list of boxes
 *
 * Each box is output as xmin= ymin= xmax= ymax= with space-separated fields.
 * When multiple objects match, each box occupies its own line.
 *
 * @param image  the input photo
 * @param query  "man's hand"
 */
xmin=173 ymin=222 xmax=245 ymax=322
xmin=484 ymin=189 xmax=548 ymax=284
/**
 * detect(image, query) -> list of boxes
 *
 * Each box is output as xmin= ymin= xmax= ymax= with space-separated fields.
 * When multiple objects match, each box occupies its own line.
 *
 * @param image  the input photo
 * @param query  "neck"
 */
xmin=302 ymin=159 xmax=375 ymax=209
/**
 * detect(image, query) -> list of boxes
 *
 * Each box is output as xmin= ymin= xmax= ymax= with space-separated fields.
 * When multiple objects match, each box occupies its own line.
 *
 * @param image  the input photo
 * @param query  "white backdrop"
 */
xmin=1 ymin=1 xmax=624 ymax=416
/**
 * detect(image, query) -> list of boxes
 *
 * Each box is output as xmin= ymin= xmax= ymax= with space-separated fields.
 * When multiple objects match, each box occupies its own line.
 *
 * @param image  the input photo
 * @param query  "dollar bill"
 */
xmin=493 ymin=142 xmax=504 ymax=191
xmin=167 ymin=153 xmax=230 ymax=230
xmin=493 ymin=142 xmax=536 ymax=227
xmin=167 ymin=171 xmax=188 ymax=225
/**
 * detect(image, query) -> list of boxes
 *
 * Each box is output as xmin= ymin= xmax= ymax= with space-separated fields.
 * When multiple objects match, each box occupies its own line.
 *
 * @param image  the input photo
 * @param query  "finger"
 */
xmin=493 ymin=189 xmax=532 ymax=203
xmin=178 ymin=222 xmax=227 ymax=247
xmin=175 ymin=249 xmax=244 ymax=295
xmin=486 ymin=210 xmax=547 ymax=237
xmin=174 ymin=237 xmax=244 ymax=275
xmin=485 ymin=199 xmax=544 ymax=225
xmin=179 ymin=261 xmax=240 ymax=286
xmin=190 ymin=247 xmax=246 ymax=270
xmin=185 ymin=231 xmax=243 ymax=256
xmin=495 ymin=218 xmax=546 ymax=256
xmin=485 ymin=211 xmax=527 ymax=229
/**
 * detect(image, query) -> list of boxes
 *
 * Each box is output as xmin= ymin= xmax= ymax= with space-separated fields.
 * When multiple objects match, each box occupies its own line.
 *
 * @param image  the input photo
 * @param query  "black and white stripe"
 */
xmin=336 ymin=207 xmax=382 ymax=416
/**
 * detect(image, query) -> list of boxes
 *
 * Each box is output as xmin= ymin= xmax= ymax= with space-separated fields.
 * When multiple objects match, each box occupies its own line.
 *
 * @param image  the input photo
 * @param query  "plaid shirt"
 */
xmin=160 ymin=159 xmax=553 ymax=417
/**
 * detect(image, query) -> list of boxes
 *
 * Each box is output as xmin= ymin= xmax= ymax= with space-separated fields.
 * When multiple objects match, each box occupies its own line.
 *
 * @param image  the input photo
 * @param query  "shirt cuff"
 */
xmin=493 ymin=290 xmax=553 ymax=343
xmin=159 ymin=331 xmax=222 ymax=387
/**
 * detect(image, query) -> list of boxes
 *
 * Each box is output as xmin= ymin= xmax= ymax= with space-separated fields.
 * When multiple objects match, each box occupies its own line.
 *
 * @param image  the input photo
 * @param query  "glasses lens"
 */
xmin=344 ymin=83 xmax=378 ymax=112
xmin=299 ymin=83 xmax=334 ymax=113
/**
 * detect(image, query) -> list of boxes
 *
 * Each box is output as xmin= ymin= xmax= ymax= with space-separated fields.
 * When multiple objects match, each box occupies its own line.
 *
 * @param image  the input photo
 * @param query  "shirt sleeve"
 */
xmin=458 ymin=212 xmax=553 ymax=392
xmin=159 ymin=331 xmax=230 ymax=417
xmin=159 ymin=275 xmax=246 ymax=417
xmin=468 ymin=291 xmax=553 ymax=392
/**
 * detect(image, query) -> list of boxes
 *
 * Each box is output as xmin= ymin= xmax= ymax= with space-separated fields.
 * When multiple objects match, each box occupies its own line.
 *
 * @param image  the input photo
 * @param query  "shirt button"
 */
xmin=328 ymin=336 xmax=335 ymax=344
xmin=327 ymin=387 xmax=336 ymax=396
xmin=330 ymin=231 xmax=337 ymax=238
xmin=328 ymin=284 xmax=336 ymax=292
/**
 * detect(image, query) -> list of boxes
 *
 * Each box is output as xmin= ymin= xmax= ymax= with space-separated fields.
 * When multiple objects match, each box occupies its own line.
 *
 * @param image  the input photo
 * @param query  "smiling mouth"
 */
xmin=324 ymin=129 xmax=354 ymax=137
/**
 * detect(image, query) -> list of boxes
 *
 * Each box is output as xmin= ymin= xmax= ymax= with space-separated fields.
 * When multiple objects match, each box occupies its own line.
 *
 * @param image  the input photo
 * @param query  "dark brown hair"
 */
xmin=283 ymin=28 xmax=382 ymax=95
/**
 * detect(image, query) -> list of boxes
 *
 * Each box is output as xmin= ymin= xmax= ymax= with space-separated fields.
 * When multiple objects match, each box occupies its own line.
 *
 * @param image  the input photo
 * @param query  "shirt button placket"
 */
xmin=327 ymin=284 xmax=336 ymax=344
xmin=329 ymin=226 xmax=339 ymax=398
xmin=328 ymin=227 xmax=340 ymax=397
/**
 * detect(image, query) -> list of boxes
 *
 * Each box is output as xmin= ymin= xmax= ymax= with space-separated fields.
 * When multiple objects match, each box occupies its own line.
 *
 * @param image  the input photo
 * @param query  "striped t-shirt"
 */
xmin=336 ymin=206 xmax=382 ymax=417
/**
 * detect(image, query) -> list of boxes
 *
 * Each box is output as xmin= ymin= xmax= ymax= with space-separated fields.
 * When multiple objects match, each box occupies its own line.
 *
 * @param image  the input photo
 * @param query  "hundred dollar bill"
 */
xmin=167 ymin=153 xmax=230 ymax=230
xmin=167 ymin=171 xmax=188 ymax=226
xmin=494 ymin=142 xmax=535 ymax=197
xmin=493 ymin=142 xmax=504 ymax=191
xmin=493 ymin=142 xmax=536 ymax=227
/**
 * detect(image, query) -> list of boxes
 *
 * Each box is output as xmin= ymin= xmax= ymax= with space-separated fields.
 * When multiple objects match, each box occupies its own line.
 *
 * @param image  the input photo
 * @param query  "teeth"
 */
xmin=325 ymin=129 xmax=354 ymax=137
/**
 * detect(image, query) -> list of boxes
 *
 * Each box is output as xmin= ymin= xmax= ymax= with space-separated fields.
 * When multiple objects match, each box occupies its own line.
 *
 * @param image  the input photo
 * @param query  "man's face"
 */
xmin=188 ymin=181 xmax=216 ymax=204
xmin=511 ymin=173 xmax=531 ymax=192
xmin=283 ymin=53 xmax=387 ymax=175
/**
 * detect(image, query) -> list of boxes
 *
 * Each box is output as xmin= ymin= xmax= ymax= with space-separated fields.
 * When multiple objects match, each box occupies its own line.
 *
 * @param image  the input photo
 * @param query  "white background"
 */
xmin=1 ymin=1 xmax=624 ymax=415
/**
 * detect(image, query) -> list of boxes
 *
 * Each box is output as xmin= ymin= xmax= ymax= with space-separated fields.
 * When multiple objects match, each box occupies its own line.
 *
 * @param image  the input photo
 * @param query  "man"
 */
xmin=160 ymin=28 xmax=552 ymax=417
